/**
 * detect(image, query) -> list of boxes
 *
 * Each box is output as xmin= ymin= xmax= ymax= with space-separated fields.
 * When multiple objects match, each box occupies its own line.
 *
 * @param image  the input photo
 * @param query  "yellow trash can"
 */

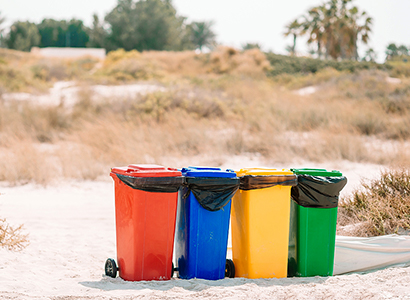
xmin=231 ymin=168 xmax=297 ymax=279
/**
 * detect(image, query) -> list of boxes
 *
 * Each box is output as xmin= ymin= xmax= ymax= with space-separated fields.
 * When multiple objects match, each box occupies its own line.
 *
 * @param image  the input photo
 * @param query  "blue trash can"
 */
xmin=175 ymin=167 xmax=239 ymax=280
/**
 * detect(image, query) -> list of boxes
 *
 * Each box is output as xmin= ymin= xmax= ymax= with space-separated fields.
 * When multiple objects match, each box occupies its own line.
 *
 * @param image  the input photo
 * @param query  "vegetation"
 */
xmin=285 ymin=0 xmax=372 ymax=60
xmin=242 ymin=43 xmax=261 ymax=51
xmin=265 ymin=52 xmax=385 ymax=76
xmin=104 ymin=0 xmax=187 ymax=51
xmin=1 ymin=0 xmax=216 ymax=53
xmin=6 ymin=21 xmax=40 ymax=51
xmin=0 ymin=48 xmax=409 ymax=186
xmin=186 ymin=21 xmax=216 ymax=51
xmin=385 ymin=43 xmax=409 ymax=61
xmin=0 ymin=218 xmax=29 ymax=251
xmin=339 ymin=169 xmax=410 ymax=236
xmin=0 ymin=12 xmax=5 ymax=48
xmin=1 ymin=2 xmax=409 ymax=247
xmin=37 ymin=19 xmax=89 ymax=48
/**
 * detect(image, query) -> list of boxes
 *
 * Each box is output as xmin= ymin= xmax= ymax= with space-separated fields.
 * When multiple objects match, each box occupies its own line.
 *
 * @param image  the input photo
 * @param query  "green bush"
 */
xmin=264 ymin=52 xmax=389 ymax=76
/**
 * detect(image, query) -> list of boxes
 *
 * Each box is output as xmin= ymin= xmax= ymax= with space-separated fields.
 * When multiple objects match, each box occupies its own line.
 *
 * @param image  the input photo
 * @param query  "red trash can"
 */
xmin=106 ymin=164 xmax=183 ymax=281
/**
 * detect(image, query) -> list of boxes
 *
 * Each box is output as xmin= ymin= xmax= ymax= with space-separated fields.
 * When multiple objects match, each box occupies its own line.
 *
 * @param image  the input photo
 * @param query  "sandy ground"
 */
xmin=1 ymin=161 xmax=410 ymax=300
xmin=2 ymin=81 xmax=164 ymax=107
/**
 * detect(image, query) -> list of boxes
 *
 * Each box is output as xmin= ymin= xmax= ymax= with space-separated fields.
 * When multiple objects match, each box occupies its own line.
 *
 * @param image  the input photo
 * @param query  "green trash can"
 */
xmin=288 ymin=168 xmax=347 ymax=277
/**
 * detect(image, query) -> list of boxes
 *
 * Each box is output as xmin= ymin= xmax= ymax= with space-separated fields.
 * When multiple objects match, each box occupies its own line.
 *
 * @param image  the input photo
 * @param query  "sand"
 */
xmin=1 ymin=161 xmax=410 ymax=300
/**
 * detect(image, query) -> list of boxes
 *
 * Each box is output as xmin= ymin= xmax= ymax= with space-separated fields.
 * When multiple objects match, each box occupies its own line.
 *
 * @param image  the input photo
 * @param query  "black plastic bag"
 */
xmin=183 ymin=177 xmax=240 ymax=212
xmin=116 ymin=174 xmax=184 ymax=193
xmin=291 ymin=175 xmax=347 ymax=208
xmin=239 ymin=175 xmax=297 ymax=190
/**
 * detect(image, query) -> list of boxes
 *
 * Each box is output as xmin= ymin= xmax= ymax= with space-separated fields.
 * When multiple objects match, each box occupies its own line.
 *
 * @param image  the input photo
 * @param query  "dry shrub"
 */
xmin=31 ymin=58 xmax=68 ymax=81
xmin=0 ymin=100 xmax=70 ymax=143
xmin=273 ymin=67 xmax=344 ymax=90
xmin=96 ymin=49 xmax=160 ymax=82
xmin=57 ymin=142 xmax=108 ymax=180
xmin=209 ymin=46 xmax=270 ymax=77
xmin=0 ymin=48 xmax=43 ymax=92
xmin=96 ymin=48 xmax=271 ymax=83
xmin=0 ymin=218 xmax=29 ymax=251
xmin=142 ymin=50 xmax=206 ymax=76
xmin=299 ymin=132 xmax=370 ymax=162
xmin=388 ymin=61 xmax=410 ymax=78
xmin=133 ymin=88 xmax=229 ymax=120
xmin=0 ymin=48 xmax=101 ymax=93
xmin=0 ymin=138 xmax=57 ymax=185
xmin=338 ymin=168 xmax=410 ymax=236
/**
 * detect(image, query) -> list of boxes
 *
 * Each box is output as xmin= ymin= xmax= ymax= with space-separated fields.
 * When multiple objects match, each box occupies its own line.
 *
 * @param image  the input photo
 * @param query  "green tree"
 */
xmin=66 ymin=19 xmax=89 ymax=47
xmin=87 ymin=14 xmax=107 ymax=48
xmin=0 ymin=12 xmax=6 ymax=48
xmin=285 ymin=0 xmax=373 ymax=60
xmin=242 ymin=43 xmax=261 ymax=51
xmin=37 ymin=19 xmax=89 ymax=47
xmin=362 ymin=48 xmax=377 ymax=62
xmin=105 ymin=0 xmax=186 ymax=51
xmin=347 ymin=5 xmax=372 ymax=60
xmin=385 ymin=43 xmax=399 ymax=59
xmin=397 ymin=45 xmax=409 ymax=56
xmin=187 ymin=21 xmax=216 ymax=51
xmin=303 ymin=7 xmax=325 ymax=58
xmin=284 ymin=19 xmax=302 ymax=56
xmin=37 ymin=19 xmax=66 ymax=47
xmin=385 ymin=43 xmax=409 ymax=60
xmin=6 ymin=21 xmax=40 ymax=51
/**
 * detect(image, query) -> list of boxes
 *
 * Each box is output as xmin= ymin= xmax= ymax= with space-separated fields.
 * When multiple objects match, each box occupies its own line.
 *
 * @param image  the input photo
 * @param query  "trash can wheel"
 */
xmin=105 ymin=258 xmax=118 ymax=278
xmin=225 ymin=259 xmax=235 ymax=278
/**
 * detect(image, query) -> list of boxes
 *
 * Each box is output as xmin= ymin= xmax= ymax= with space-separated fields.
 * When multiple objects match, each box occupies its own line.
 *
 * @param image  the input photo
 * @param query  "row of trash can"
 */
xmin=105 ymin=164 xmax=347 ymax=281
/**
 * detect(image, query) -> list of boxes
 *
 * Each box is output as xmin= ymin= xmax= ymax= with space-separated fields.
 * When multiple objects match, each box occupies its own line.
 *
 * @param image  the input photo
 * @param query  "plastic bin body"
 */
xmin=110 ymin=164 xmax=181 ymax=281
xmin=175 ymin=167 xmax=236 ymax=280
xmin=231 ymin=168 xmax=293 ymax=279
xmin=289 ymin=168 xmax=342 ymax=277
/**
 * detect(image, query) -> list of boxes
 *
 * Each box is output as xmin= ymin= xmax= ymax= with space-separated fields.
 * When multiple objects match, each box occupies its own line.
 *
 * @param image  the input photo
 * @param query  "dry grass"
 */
xmin=0 ymin=218 xmax=29 ymax=251
xmin=0 ymin=48 xmax=100 ymax=93
xmin=0 ymin=48 xmax=409 ymax=186
xmin=338 ymin=168 xmax=410 ymax=236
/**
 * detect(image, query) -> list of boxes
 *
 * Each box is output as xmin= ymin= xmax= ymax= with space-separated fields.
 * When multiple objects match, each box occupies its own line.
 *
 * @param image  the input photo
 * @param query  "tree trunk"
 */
xmin=325 ymin=27 xmax=332 ymax=59
xmin=353 ymin=33 xmax=358 ymax=61
xmin=340 ymin=35 xmax=346 ymax=60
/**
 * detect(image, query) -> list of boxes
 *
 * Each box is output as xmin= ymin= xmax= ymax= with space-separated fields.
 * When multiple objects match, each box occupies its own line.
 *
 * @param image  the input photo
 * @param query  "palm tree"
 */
xmin=284 ymin=19 xmax=303 ymax=56
xmin=285 ymin=0 xmax=373 ymax=61
xmin=347 ymin=6 xmax=373 ymax=60
xmin=303 ymin=5 xmax=329 ymax=59
xmin=188 ymin=21 xmax=216 ymax=52
xmin=322 ymin=0 xmax=338 ymax=59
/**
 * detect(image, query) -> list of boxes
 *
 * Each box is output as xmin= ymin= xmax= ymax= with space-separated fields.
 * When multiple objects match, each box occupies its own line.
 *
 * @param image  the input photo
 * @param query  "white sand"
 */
xmin=1 ymin=161 xmax=410 ymax=299
xmin=2 ymin=81 xmax=164 ymax=107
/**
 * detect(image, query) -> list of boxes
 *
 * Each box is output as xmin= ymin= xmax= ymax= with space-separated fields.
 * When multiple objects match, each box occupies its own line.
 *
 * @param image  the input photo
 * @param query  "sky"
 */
xmin=1 ymin=0 xmax=409 ymax=62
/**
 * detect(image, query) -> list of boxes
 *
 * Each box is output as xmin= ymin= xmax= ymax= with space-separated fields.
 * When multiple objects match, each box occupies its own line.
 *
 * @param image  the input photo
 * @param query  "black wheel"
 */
xmin=225 ymin=259 xmax=235 ymax=278
xmin=171 ymin=262 xmax=174 ymax=278
xmin=105 ymin=258 xmax=118 ymax=278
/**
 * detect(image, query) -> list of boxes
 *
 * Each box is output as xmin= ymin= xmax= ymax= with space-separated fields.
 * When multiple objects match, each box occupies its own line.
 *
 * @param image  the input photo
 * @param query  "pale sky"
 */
xmin=1 ymin=0 xmax=409 ymax=61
